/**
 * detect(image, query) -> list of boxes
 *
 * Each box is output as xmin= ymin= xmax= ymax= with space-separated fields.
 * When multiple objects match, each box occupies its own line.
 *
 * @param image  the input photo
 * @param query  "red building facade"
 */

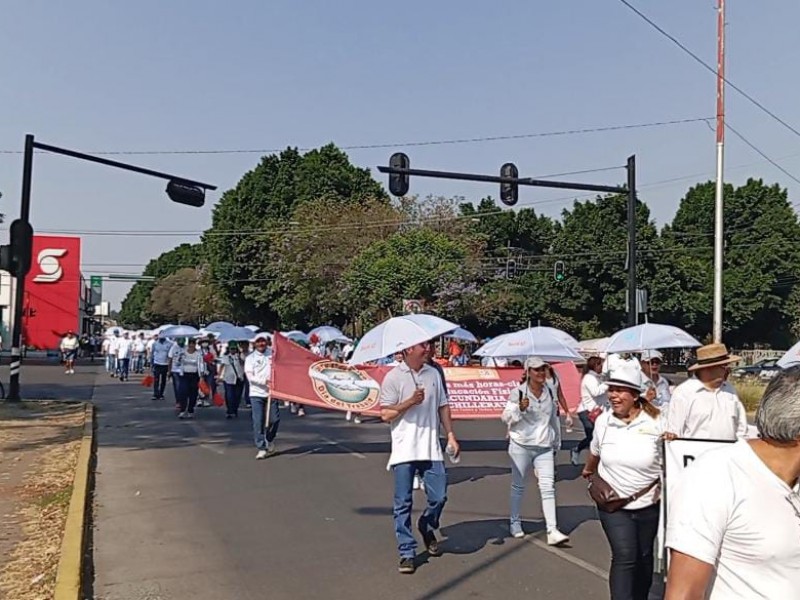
xmin=22 ymin=235 xmax=83 ymax=350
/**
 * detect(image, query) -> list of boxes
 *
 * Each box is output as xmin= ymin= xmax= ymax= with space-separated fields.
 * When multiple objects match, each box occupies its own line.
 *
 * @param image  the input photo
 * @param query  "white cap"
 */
xmin=524 ymin=356 xmax=548 ymax=370
xmin=640 ymin=349 xmax=664 ymax=362
xmin=606 ymin=363 xmax=645 ymax=393
xmin=252 ymin=332 xmax=271 ymax=342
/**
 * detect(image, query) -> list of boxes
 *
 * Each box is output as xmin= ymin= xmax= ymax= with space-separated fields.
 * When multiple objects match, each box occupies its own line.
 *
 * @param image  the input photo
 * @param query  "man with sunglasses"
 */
xmin=380 ymin=339 xmax=460 ymax=575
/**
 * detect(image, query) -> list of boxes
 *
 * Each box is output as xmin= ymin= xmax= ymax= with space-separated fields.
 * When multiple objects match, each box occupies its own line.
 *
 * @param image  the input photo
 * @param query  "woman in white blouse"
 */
xmin=177 ymin=338 xmax=207 ymax=419
xmin=581 ymin=363 xmax=663 ymax=600
xmin=217 ymin=342 xmax=246 ymax=419
xmin=501 ymin=356 xmax=569 ymax=546
xmin=572 ymin=356 xmax=608 ymax=466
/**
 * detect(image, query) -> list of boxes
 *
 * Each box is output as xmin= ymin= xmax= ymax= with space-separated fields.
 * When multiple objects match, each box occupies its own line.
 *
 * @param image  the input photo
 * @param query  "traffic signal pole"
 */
xmin=378 ymin=154 xmax=639 ymax=327
xmin=5 ymin=134 xmax=216 ymax=402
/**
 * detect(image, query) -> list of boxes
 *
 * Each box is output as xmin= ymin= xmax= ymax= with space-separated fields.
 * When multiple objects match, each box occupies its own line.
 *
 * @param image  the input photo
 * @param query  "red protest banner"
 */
xmin=269 ymin=333 xmax=581 ymax=419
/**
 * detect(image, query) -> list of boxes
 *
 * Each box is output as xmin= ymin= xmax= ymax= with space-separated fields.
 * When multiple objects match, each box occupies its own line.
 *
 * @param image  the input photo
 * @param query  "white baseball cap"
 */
xmin=524 ymin=356 xmax=548 ymax=370
xmin=640 ymin=350 xmax=664 ymax=362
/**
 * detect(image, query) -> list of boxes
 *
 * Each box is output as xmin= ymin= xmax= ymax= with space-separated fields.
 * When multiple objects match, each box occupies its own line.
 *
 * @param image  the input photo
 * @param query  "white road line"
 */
xmin=188 ymin=421 xmax=227 ymax=455
xmin=321 ymin=436 xmax=366 ymax=459
xmin=527 ymin=534 xmax=609 ymax=580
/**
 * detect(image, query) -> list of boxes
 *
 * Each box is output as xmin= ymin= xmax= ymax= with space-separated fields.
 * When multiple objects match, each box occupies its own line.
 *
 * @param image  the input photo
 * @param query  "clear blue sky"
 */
xmin=2 ymin=0 xmax=799 ymax=307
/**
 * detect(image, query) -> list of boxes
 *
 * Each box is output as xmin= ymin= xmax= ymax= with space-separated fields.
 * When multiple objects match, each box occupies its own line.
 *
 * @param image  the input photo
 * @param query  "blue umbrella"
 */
xmin=161 ymin=325 xmax=201 ymax=338
xmin=309 ymin=325 xmax=352 ymax=344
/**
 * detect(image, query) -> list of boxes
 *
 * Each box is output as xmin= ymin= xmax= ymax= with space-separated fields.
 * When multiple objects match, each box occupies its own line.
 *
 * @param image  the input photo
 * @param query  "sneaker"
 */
xmin=353 ymin=414 xmax=362 ymax=424
xmin=297 ymin=408 xmax=306 ymax=417
xmin=256 ymin=450 xmax=268 ymax=460
xmin=570 ymin=449 xmax=580 ymax=467
xmin=178 ymin=411 xmax=187 ymax=419
xmin=398 ymin=557 xmax=416 ymax=574
xmin=417 ymin=517 xmax=442 ymax=557
xmin=266 ymin=442 xmax=278 ymax=456
xmin=547 ymin=529 xmax=570 ymax=546
xmin=510 ymin=521 xmax=524 ymax=539
xmin=345 ymin=411 xmax=352 ymax=421
xmin=185 ymin=412 xmax=194 ymax=419
xmin=290 ymin=404 xmax=298 ymax=414
xmin=412 ymin=475 xmax=421 ymax=490
xmin=151 ymin=396 xmax=159 ymax=401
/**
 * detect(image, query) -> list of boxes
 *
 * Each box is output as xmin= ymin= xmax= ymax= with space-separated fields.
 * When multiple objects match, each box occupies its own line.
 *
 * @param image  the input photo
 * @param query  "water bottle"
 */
xmin=446 ymin=443 xmax=461 ymax=464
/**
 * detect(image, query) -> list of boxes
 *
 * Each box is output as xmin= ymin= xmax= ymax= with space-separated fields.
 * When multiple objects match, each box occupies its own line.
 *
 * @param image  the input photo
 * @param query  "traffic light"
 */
xmin=506 ymin=259 xmax=517 ymax=279
xmin=0 ymin=219 xmax=34 ymax=277
xmin=500 ymin=162 xmax=519 ymax=206
xmin=388 ymin=152 xmax=410 ymax=196
xmin=553 ymin=260 xmax=566 ymax=282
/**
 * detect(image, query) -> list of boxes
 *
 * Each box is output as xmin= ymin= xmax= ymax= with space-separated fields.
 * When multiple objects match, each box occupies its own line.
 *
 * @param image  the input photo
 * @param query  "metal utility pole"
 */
xmin=712 ymin=0 xmax=726 ymax=343
xmin=627 ymin=155 xmax=637 ymax=327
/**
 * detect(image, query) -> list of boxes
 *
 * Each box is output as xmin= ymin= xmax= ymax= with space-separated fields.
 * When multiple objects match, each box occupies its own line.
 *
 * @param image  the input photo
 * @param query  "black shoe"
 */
xmin=418 ymin=517 xmax=442 ymax=557
xmin=225 ymin=414 xmax=233 ymax=420
xmin=151 ymin=396 xmax=158 ymax=401
xmin=398 ymin=557 xmax=416 ymax=574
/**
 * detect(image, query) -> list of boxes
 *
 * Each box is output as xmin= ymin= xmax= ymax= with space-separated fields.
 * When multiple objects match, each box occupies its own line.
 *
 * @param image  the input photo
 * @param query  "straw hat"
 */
xmin=688 ymin=343 xmax=741 ymax=372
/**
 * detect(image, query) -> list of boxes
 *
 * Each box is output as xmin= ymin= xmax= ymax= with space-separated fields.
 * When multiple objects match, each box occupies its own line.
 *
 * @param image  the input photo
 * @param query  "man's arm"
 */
xmin=664 ymin=550 xmax=715 ymax=600
xmin=438 ymin=403 xmax=459 ymax=457
xmin=380 ymin=389 xmax=424 ymax=423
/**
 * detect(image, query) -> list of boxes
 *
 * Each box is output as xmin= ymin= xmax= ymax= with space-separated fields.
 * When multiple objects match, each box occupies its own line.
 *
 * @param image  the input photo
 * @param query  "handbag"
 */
xmin=588 ymin=474 xmax=659 ymax=513
xmin=588 ymin=406 xmax=603 ymax=423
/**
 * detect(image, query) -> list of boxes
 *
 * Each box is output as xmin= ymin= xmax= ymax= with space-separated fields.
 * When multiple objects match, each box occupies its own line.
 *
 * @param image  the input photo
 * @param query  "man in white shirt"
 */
xmin=380 ymin=338 xmax=460 ymax=575
xmin=640 ymin=349 xmax=671 ymax=412
xmin=107 ymin=333 xmax=121 ymax=378
xmin=245 ymin=333 xmax=279 ymax=460
xmin=132 ymin=334 xmax=147 ymax=374
xmin=665 ymin=366 xmax=800 ymax=599
xmin=60 ymin=331 xmax=80 ymax=375
xmin=150 ymin=335 xmax=172 ymax=401
xmin=666 ymin=343 xmax=747 ymax=441
xmin=115 ymin=332 xmax=134 ymax=382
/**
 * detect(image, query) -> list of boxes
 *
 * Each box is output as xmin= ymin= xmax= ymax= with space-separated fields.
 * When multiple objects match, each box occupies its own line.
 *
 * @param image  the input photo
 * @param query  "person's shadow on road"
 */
xmin=447 ymin=465 xmax=510 ymax=485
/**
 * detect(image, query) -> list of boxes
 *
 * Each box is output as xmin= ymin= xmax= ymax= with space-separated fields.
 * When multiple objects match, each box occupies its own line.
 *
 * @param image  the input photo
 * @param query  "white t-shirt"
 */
xmin=579 ymin=371 xmax=608 ymax=413
xmin=61 ymin=336 xmax=79 ymax=351
xmin=666 ymin=440 xmax=800 ymax=599
xmin=379 ymin=362 xmax=448 ymax=467
xmin=590 ymin=409 xmax=663 ymax=510
xmin=667 ymin=379 xmax=748 ymax=441
xmin=168 ymin=344 xmax=184 ymax=373
xmin=116 ymin=339 xmax=134 ymax=359
xmin=133 ymin=339 xmax=146 ymax=353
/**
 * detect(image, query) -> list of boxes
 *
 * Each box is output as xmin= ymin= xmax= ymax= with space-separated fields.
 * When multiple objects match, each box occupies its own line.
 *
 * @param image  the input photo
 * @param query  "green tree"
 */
xmin=342 ymin=227 xmax=479 ymax=327
xmin=652 ymin=179 xmax=800 ymax=346
xmin=146 ymin=267 xmax=231 ymax=325
xmin=203 ymin=144 xmax=388 ymax=327
xmin=118 ymin=243 xmax=202 ymax=327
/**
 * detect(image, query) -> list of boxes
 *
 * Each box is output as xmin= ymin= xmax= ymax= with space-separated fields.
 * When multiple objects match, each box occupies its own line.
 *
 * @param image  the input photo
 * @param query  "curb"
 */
xmin=54 ymin=402 xmax=95 ymax=600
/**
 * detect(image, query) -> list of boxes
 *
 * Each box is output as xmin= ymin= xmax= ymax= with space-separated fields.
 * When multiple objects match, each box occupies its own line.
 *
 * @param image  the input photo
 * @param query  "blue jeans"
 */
xmin=171 ymin=372 xmax=181 ymax=403
xmin=134 ymin=353 xmax=145 ymax=373
xmin=599 ymin=503 xmax=660 ymax=600
xmin=251 ymin=396 xmax=280 ymax=450
xmin=117 ymin=358 xmax=130 ymax=380
xmin=392 ymin=461 xmax=447 ymax=559
xmin=508 ymin=442 xmax=558 ymax=532
xmin=577 ymin=410 xmax=595 ymax=453
xmin=106 ymin=354 xmax=116 ymax=375
xmin=152 ymin=364 xmax=168 ymax=398
xmin=224 ymin=381 xmax=244 ymax=415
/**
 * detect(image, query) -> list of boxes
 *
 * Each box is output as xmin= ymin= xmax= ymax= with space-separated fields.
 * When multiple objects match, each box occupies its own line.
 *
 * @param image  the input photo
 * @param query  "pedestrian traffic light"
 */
xmin=388 ymin=152 xmax=410 ymax=196
xmin=553 ymin=260 xmax=566 ymax=282
xmin=500 ymin=163 xmax=519 ymax=206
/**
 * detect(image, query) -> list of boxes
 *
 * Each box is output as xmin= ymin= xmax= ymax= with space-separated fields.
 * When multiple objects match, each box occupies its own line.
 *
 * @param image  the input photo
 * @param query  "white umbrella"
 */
xmin=348 ymin=313 xmax=458 ymax=365
xmin=161 ymin=325 xmax=201 ymax=338
xmin=104 ymin=326 xmax=124 ymax=337
xmin=205 ymin=321 xmax=235 ymax=333
xmin=579 ymin=337 xmax=610 ymax=354
xmin=215 ymin=326 xmax=260 ymax=343
xmin=445 ymin=327 xmax=478 ymax=343
xmin=244 ymin=325 xmax=261 ymax=332
xmin=605 ymin=323 xmax=700 ymax=354
xmin=309 ymin=325 xmax=352 ymax=344
xmin=473 ymin=326 xmax=582 ymax=362
xmin=778 ymin=341 xmax=800 ymax=368
xmin=281 ymin=330 xmax=309 ymax=344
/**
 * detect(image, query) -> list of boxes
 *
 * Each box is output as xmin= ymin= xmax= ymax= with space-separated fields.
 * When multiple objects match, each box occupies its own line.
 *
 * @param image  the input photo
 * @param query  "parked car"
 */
xmin=731 ymin=358 xmax=781 ymax=379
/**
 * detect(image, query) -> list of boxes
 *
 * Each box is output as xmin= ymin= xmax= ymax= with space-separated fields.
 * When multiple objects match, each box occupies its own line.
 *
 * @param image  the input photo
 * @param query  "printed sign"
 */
xmin=270 ymin=333 xmax=581 ymax=419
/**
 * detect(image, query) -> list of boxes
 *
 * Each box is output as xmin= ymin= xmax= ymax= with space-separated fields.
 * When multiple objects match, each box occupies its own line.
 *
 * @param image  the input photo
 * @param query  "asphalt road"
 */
xmin=24 ymin=364 xmax=665 ymax=600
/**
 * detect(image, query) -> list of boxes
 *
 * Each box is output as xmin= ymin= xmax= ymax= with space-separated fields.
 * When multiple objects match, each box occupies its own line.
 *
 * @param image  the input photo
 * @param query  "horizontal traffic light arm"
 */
xmin=32 ymin=141 xmax=217 ymax=191
xmin=377 ymin=165 xmax=627 ymax=195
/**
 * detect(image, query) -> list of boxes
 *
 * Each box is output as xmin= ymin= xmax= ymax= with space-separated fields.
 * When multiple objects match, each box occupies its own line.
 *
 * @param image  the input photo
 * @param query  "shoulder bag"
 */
xmin=588 ymin=475 xmax=658 ymax=513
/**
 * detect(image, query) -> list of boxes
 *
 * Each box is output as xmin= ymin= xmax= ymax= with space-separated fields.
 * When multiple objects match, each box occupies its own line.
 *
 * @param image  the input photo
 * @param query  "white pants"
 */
xmin=508 ymin=441 xmax=558 ymax=532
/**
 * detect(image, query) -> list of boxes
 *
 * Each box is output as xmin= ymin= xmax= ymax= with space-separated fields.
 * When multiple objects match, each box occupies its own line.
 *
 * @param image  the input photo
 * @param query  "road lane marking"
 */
xmin=321 ymin=436 xmax=366 ymax=459
xmin=527 ymin=533 xmax=609 ymax=580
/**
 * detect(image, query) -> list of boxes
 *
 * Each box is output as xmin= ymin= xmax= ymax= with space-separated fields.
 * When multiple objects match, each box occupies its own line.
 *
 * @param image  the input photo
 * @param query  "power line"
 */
xmin=0 ymin=117 xmax=710 ymax=156
xmin=617 ymin=0 xmax=800 ymax=139
xmin=725 ymin=122 xmax=800 ymax=186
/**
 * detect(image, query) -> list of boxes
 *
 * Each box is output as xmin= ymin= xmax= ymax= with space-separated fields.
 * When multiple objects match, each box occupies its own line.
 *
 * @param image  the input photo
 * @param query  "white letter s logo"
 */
xmin=33 ymin=248 xmax=67 ymax=283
